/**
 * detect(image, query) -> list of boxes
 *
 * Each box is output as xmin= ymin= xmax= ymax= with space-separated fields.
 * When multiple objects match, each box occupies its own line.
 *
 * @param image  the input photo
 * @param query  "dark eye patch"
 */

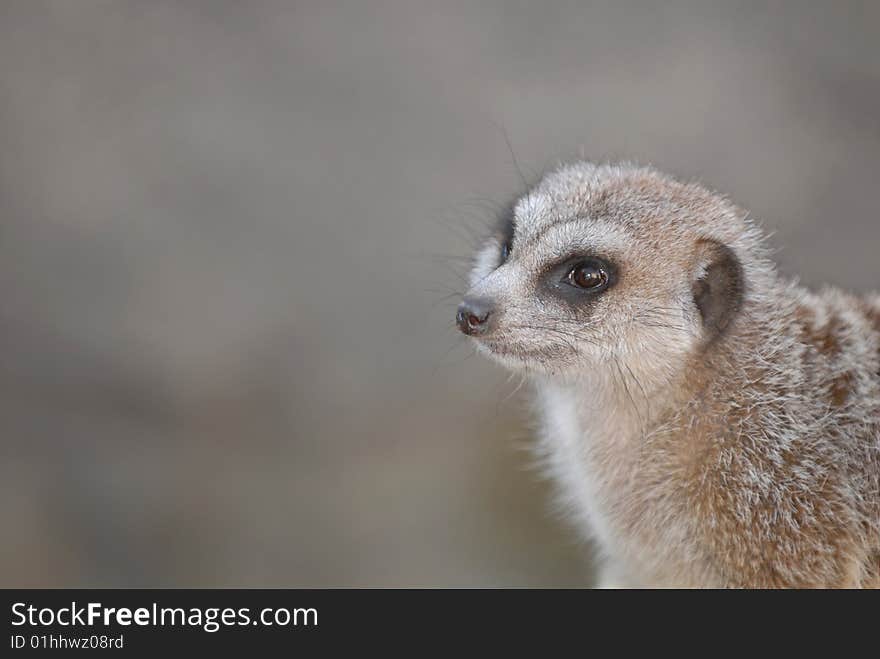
xmin=540 ymin=254 xmax=618 ymax=303
xmin=499 ymin=239 xmax=511 ymax=264
xmin=493 ymin=197 xmax=517 ymax=265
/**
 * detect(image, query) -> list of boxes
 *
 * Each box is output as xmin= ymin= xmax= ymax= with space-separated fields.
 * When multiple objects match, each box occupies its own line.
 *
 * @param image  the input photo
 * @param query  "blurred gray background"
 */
xmin=2 ymin=1 xmax=878 ymax=586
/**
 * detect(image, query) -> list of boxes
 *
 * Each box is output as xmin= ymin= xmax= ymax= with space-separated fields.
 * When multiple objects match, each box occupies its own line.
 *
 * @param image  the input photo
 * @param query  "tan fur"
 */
xmin=460 ymin=162 xmax=880 ymax=588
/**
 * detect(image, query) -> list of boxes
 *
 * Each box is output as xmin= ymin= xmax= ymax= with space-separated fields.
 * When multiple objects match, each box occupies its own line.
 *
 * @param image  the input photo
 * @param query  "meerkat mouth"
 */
xmin=476 ymin=339 xmax=532 ymax=360
xmin=477 ymin=338 xmax=572 ymax=364
xmin=478 ymin=340 xmax=523 ymax=357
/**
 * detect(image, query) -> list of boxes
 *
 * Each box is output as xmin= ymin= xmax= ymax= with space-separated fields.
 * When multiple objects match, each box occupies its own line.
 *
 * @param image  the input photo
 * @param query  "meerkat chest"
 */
xmin=534 ymin=381 xmax=689 ymax=582
xmin=535 ymin=384 xmax=640 ymax=553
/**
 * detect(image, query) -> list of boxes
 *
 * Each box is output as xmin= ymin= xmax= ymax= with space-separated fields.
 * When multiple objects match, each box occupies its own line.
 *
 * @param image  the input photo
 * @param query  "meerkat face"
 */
xmin=456 ymin=162 xmax=745 ymax=380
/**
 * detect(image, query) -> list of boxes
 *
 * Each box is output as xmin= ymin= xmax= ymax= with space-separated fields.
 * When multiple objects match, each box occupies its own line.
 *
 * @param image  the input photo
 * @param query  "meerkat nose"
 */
xmin=456 ymin=297 xmax=495 ymax=336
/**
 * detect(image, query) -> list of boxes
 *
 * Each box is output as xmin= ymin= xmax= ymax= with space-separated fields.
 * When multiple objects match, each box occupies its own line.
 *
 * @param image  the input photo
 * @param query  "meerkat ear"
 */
xmin=691 ymin=239 xmax=743 ymax=340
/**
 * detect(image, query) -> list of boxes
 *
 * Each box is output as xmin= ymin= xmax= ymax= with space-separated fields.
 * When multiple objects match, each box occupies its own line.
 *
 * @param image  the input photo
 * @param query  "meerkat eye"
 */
xmin=499 ymin=240 xmax=512 ymax=265
xmin=565 ymin=260 xmax=610 ymax=291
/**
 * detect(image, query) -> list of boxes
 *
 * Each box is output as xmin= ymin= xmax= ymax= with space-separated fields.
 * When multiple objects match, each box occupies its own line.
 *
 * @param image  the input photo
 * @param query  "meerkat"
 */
xmin=456 ymin=162 xmax=880 ymax=588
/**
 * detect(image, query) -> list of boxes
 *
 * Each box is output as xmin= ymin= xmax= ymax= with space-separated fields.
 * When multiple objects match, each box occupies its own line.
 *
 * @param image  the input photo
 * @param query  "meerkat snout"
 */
xmin=457 ymin=161 xmax=880 ymax=588
xmin=456 ymin=297 xmax=496 ymax=336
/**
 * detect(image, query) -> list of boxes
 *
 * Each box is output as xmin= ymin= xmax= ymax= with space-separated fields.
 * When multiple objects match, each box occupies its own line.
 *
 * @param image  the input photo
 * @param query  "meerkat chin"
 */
xmin=456 ymin=161 xmax=880 ymax=588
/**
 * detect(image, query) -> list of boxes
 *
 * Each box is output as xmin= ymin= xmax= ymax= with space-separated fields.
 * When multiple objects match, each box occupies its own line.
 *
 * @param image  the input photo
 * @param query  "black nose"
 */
xmin=456 ymin=297 xmax=495 ymax=336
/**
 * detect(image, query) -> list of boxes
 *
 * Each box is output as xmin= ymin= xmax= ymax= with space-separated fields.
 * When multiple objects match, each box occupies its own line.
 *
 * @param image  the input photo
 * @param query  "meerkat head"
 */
xmin=457 ymin=162 xmax=759 ymax=383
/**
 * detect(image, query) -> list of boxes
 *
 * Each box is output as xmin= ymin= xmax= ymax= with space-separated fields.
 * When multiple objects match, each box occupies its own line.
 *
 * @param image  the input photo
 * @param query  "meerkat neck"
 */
xmin=533 ymin=364 xmax=687 ymax=446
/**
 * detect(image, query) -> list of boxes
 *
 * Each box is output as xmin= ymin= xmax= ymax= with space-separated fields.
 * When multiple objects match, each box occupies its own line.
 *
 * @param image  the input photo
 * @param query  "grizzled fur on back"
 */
xmin=460 ymin=162 xmax=880 ymax=588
